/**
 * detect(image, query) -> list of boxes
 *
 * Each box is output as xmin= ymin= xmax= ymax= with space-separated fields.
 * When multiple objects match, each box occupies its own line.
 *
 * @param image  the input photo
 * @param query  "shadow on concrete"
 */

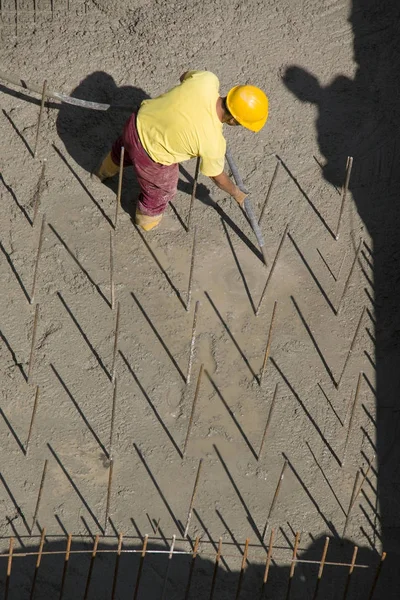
xmin=283 ymin=1 xmax=400 ymax=595
xmin=55 ymin=71 xmax=148 ymax=175
xmin=0 ymin=533 xmax=385 ymax=599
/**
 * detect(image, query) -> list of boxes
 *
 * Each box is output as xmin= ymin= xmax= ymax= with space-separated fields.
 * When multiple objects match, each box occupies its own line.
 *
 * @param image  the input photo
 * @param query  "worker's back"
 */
xmin=137 ymin=70 xmax=226 ymax=177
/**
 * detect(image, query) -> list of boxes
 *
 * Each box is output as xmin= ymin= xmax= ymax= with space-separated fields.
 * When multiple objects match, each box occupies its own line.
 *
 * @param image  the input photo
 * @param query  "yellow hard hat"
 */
xmin=226 ymin=85 xmax=269 ymax=132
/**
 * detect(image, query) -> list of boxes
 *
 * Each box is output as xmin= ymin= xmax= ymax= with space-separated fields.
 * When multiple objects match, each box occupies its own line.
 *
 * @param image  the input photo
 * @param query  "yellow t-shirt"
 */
xmin=136 ymin=71 xmax=226 ymax=177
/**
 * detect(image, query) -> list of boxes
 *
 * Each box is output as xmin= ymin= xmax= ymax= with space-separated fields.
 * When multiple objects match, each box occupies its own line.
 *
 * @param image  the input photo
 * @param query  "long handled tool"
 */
xmin=225 ymin=148 xmax=268 ymax=266
xmin=0 ymin=70 xmax=132 ymax=111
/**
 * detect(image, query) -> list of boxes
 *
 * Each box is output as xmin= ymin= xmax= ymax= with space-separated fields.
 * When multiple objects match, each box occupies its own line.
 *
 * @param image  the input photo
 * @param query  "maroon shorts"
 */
xmin=111 ymin=113 xmax=179 ymax=217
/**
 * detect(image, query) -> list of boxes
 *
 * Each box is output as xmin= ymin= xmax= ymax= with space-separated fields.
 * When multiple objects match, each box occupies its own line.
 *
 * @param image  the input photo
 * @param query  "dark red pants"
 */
xmin=111 ymin=113 xmax=179 ymax=217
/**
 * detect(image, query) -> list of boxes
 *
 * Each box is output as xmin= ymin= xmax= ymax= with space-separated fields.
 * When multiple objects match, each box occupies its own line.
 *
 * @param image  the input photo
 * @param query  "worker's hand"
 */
xmin=232 ymin=188 xmax=248 ymax=206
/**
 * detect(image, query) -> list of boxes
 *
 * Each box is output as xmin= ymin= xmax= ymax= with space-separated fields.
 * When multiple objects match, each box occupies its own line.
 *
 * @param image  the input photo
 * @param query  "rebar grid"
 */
xmin=0 ymin=534 xmax=376 ymax=569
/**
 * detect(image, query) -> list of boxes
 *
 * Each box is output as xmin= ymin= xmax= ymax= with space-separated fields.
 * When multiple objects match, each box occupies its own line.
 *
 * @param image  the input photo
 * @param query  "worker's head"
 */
xmin=225 ymin=85 xmax=269 ymax=132
xmin=222 ymin=98 xmax=241 ymax=126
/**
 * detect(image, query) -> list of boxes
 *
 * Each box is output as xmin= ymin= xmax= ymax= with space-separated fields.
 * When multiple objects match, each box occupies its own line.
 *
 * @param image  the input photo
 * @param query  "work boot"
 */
xmin=135 ymin=208 xmax=163 ymax=231
xmin=94 ymin=152 xmax=120 ymax=181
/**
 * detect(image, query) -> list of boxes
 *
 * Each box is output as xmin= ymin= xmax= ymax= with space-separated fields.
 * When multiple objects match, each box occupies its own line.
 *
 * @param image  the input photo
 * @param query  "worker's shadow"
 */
xmin=283 ymin=0 xmax=400 ymax=592
xmin=56 ymin=71 xmax=149 ymax=174
xmin=55 ymin=71 xmax=149 ymax=216
xmin=282 ymin=66 xmax=371 ymax=190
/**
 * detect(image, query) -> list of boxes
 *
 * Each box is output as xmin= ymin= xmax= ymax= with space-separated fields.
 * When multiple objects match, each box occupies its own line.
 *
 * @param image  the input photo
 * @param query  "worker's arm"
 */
xmin=210 ymin=171 xmax=247 ymax=205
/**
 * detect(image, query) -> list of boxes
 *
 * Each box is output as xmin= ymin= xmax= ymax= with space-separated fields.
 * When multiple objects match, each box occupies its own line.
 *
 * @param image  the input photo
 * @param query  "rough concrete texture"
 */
xmin=0 ymin=0 xmax=399 ymax=598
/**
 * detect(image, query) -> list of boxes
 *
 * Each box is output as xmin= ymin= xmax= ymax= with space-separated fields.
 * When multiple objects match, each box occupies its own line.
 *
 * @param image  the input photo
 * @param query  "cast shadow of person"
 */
xmin=283 ymin=0 xmax=400 ymax=594
xmin=55 ymin=71 xmax=150 ymax=216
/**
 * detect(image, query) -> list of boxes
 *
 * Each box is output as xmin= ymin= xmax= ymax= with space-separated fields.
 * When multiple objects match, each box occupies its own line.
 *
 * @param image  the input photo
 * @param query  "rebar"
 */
xmin=30 ymin=459 xmax=48 ymax=535
xmin=104 ymin=459 xmax=114 ymax=535
xmin=342 ymin=372 xmax=363 ymax=466
xmin=27 ymin=303 xmax=40 ymax=385
xmin=209 ymin=537 xmax=222 ymax=600
xmin=259 ymin=301 xmax=278 ymax=384
xmin=259 ymin=529 xmax=275 ymax=599
xmin=342 ymin=471 xmax=360 ymax=541
xmin=262 ymin=459 xmax=288 ymax=541
xmin=286 ymin=532 xmax=301 ymax=600
xmin=312 ymin=537 xmax=330 ymax=599
xmin=342 ymin=546 xmax=358 ymax=599
xmin=83 ymin=535 xmax=99 ymax=600
xmin=186 ymin=300 xmax=200 ymax=385
xmin=33 ymin=80 xmax=47 ymax=158
xmin=258 ymin=383 xmax=279 ymax=461
xmin=161 ymin=535 xmax=176 ymax=600
xmin=184 ymin=459 xmax=203 ymax=537
xmin=32 ymin=159 xmax=47 ymax=226
xmin=4 ymin=537 xmax=14 ymax=600
xmin=337 ymin=307 xmax=366 ymax=387
xmin=111 ymin=533 xmax=123 ymax=600
xmin=353 ymin=457 xmax=375 ymax=510
xmin=184 ymin=536 xmax=200 ymax=600
xmin=114 ymin=147 xmax=125 ymax=229
xmin=235 ymin=538 xmax=249 ymax=600
xmin=367 ymin=552 xmax=387 ymax=600
xmin=256 ymin=225 xmax=289 ymax=316
xmin=336 ymin=238 xmax=363 ymax=314
xmin=154 ymin=518 xmax=161 ymax=535
xmin=183 ymin=364 xmax=204 ymax=456
xmin=110 ymin=230 xmax=115 ymax=310
xmin=25 ymin=385 xmax=40 ymax=454
xmin=342 ymin=455 xmax=375 ymax=538
xmin=186 ymin=226 xmax=197 ymax=312
xmin=336 ymin=157 xmax=353 ymax=240
xmin=111 ymin=301 xmax=120 ymax=383
xmin=187 ymin=156 xmax=200 ymax=231
xmin=133 ymin=535 xmax=148 ymax=600
xmin=30 ymin=214 xmax=46 ymax=305
xmin=259 ymin=160 xmax=280 ymax=226
xmin=29 ymin=528 xmax=45 ymax=600
xmin=336 ymin=248 xmax=348 ymax=281
xmin=59 ymin=534 xmax=72 ymax=600
xmin=0 ymin=542 xmax=374 ymax=568
xmin=109 ymin=380 xmax=118 ymax=461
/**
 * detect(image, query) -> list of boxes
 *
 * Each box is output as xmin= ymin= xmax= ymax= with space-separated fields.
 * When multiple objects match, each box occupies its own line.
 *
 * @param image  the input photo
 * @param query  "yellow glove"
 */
xmin=232 ymin=188 xmax=248 ymax=206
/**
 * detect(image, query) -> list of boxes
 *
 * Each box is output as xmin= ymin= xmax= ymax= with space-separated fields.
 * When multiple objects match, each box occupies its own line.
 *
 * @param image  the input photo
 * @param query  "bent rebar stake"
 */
xmin=336 ymin=156 xmax=353 ymax=240
xmin=225 ymin=148 xmax=268 ymax=266
xmin=184 ymin=459 xmax=203 ymax=537
xmin=33 ymin=80 xmax=47 ymax=158
xmin=187 ymin=157 xmax=200 ymax=231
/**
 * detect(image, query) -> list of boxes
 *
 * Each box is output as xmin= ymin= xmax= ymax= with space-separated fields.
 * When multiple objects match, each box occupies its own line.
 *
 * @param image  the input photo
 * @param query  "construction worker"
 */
xmin=96 ymin=70 xmax=268 ymax=231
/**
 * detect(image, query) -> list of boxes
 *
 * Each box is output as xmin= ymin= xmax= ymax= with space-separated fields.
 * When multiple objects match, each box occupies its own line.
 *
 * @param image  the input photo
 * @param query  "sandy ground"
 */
xmin=0 ymin=0 xmax=397 ymax=598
